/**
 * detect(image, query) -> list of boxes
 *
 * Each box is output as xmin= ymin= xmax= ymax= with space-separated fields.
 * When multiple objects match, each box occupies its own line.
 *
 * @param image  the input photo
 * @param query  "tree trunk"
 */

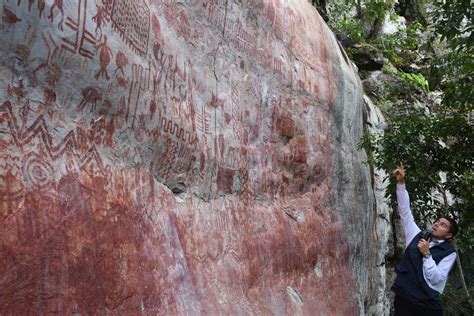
xmin=455 ymin=250 xmax=474 ymax=310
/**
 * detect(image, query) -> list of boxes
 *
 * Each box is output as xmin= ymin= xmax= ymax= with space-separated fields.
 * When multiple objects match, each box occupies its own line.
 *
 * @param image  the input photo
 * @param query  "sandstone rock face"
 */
xmin=0 ymin=0 xmax=374 ymax=314
xmin=363 ymin=96 xmax=391 ymax=316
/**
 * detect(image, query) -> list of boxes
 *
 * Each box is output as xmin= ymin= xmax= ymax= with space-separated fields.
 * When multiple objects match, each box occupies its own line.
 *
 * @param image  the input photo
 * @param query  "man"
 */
xmin=391 ymin=163 xmax=458 ymax=315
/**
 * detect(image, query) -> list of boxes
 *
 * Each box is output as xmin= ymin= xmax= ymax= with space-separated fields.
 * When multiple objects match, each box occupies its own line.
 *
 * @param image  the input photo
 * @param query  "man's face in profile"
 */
xmin=431 ymin=218 xmax=453 ymax=240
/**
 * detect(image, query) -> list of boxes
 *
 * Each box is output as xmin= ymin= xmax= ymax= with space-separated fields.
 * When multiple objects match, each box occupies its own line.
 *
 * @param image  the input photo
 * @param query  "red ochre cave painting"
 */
xmin=110 ymin=0 xmax=150 ymax=57
xmin=0 ymin=100 xmax=355 ymax=313
xmin=11 ymin=0 xmax=148 ymax=75
xmin=3 ymin=4 xmax=22 ymax=28
xmin=92 ymin=0 xmax=113 ymax=35
xmin=76 ymin=87 xmax=102 ymax=112
xmin=61 ymin=0 xmax=96 ymax=59
xmin=200 ymin=0 xmax=336 ymax=104
xmin=13 ymin=0 xmax=46 ymax=18
xmin=94 ymin=35 xmax=113 ymax=80
xmin=47 ymin=0 xmax=65 ymax=30
xmin=0 ymin=159 xmax=169 ymax=313
xmin=0 ymin=100 xmax=107 ymax=220
xmin=0 ymin=1 xmax=356 ymax=313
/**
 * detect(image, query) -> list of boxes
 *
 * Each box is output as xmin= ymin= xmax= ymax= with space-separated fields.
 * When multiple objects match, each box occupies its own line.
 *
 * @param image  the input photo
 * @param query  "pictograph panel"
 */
xmin=111 ymin=0 xmax=150 ymax=56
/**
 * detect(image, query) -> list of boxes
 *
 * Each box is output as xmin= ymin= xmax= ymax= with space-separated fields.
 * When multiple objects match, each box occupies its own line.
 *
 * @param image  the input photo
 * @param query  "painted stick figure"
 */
xmin=92 ymin=5 xmax=108 ymax=35
xmin=47 ymin=0 xmax=64 ymax=31
xmin=95 ymin=35 xmax=112 ymax=81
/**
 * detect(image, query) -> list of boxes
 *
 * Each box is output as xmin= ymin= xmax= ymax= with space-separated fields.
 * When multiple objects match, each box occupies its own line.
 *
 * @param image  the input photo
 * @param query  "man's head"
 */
xmin=431 ymin=215 xmax=458 ymax=241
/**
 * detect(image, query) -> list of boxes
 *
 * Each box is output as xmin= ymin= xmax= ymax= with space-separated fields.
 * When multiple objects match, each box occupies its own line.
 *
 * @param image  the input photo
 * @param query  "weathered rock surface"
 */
xmin=350 ymin=44 xmax=384 ymax=72
xmin=0 ymin=0 xmax=374 ymax=314
xmin=362 ymin=95 xmax=391 ymax=316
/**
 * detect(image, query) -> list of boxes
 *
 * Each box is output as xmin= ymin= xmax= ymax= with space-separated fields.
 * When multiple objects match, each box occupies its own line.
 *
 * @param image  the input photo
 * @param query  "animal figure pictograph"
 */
xmin=95 ymin=35 xmax=113 ymax=80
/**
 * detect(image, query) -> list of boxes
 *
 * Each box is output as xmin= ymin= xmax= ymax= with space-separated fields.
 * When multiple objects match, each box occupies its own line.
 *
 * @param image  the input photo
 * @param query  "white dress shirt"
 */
xmin=396 ymin=183 xmax=456 ymax=293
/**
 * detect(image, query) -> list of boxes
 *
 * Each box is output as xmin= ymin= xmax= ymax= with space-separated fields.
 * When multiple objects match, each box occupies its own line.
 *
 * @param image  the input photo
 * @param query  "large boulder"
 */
xmin=0 ymin=0 xmax=375 ymax=314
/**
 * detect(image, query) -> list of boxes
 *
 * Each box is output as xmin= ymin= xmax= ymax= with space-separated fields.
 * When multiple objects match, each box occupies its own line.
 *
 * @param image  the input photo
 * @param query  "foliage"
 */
xmin=360 ymin=101 xmax=473 ymax=237
xmin=328 ymin=0 xmax=474 ymax=250
xmin=442 ymin=283 xmax=474 ymax=315
xmin=432 ymin=0 xmax=474 ymax=52
xmin=362 ymin=0 xmax=394 ymax=21
xmin=333 ymin=18 xmax=367 ymax=43
xmin=326 ymin=0 xmax=395 ymax=43
xmin=430 ymin=50 xmax=473 ymax=109
xmin=372 ymin=21 xmax=424 ymax=68
xmin=322 ymin=0 xmax=473 ymax=310
xmin=326 ymin=1 xmax=427 ymax=71
xmin=318 ymin=1 xmax=473 ymax=311
xmin=398 ymin=70 xmax=429 ymax=92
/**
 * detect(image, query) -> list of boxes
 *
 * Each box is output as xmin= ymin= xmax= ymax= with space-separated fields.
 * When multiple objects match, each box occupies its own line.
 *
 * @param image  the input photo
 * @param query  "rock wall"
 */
xmin=0 ymin=0 xmax=375 ymax=314
xmin=362 ymin=95 xmax=391 ymax=315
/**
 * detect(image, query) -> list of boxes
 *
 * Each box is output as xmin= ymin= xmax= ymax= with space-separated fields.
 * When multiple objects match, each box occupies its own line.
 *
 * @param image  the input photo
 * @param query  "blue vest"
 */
xmin=391 ymin=231 xmax=455 ymax=310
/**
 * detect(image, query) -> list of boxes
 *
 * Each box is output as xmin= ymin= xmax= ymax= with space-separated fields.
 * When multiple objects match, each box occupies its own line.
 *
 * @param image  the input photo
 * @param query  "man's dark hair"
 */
xmin=439 ymin=215 xmax=459 ymax=239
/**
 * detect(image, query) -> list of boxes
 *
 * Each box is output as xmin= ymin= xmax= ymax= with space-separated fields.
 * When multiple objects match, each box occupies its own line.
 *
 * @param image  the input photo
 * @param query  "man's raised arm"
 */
xmin=394 ymin=163 xmax=421 ymax=247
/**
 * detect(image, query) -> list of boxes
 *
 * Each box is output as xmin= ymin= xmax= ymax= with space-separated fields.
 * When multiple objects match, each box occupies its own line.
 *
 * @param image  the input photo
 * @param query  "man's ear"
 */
xmin=446 ymin=232 xmax=453 ymax=240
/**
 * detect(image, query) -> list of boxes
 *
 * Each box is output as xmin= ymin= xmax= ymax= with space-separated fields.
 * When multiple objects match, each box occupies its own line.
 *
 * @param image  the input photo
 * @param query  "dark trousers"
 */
xmin=394 ymin=295 xmax=443 ymax=316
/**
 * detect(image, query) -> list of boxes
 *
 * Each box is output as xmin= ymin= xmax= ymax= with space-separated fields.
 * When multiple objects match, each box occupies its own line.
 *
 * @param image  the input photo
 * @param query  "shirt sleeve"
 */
xmin=396 ymin=183 xmax=421 ymax=247
xmin=423 ymin=252 xmax=457 ymax=286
